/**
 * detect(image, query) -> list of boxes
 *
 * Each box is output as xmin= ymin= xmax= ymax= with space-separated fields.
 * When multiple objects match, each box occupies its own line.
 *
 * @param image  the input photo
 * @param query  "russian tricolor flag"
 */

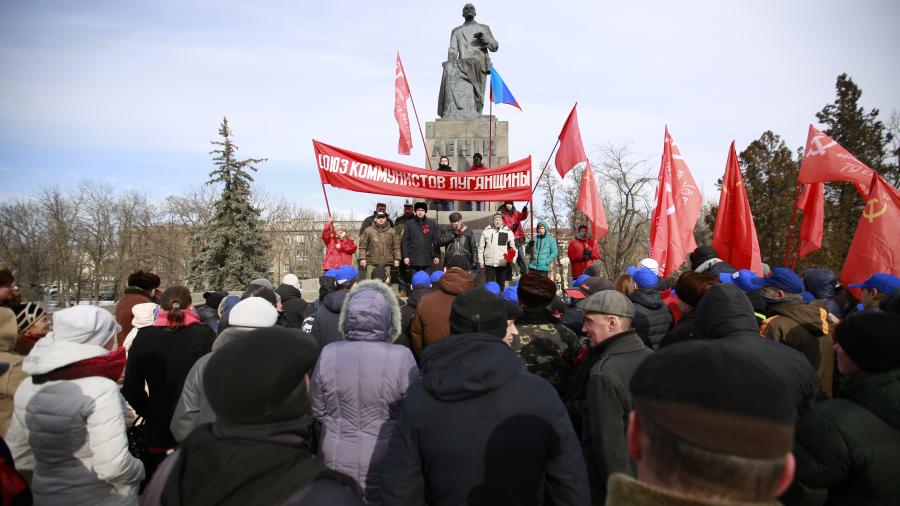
xmin=490 ymin=65 xmax=521 ymax=111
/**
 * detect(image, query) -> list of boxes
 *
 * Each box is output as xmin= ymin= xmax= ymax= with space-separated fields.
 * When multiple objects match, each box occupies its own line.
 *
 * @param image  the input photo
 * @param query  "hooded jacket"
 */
xmin=401 ymin=217 xmax=440 ymax=267
xmin=311 ymin=289 xmax=350 ymax=349
xmin=629 ymin=288 xmax=674 ymax=349
xmin=695 ymin=284 xmax=820 ymax=418
xmin=439 ymin=225 xmax=477 ymax=266
xmin=803 ymin=268 xmax=843 ymax=318
xmin=785 ymin=368 xmax=900 ymax=505
xmin=478 ymin=222 xmax=517 ymax=268
xmin=359 ymin=222 xmax=401 ymax=266
xmin=409 ymin=268 xmax=474 ymax=361
xmin=0 ymin=308 xmax=27 ymax=435
xmin=276 ymin=282 xmax=309 ymax=330
xmin=380 ymin=333 xmax=589 ymax=506
xmin=310 ymin=281 xmax=419 ymax=503
xmin=761 ymin=299 xmax=835 ymax=399
xmin=6 ymin=306 xmax=145 ymax=505
xmin=526 ymin=220 xmax=559 ymax=272
xmin=122 ymin=302 xmax=156 ymax=352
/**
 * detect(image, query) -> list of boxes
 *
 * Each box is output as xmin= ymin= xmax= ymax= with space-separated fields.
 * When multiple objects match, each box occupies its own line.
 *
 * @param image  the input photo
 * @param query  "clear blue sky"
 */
xmin=2 ymin=1 xmax=898 ymax=218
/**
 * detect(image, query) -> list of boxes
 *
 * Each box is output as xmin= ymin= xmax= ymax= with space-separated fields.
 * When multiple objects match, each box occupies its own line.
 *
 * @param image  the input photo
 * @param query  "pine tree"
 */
xmin=812 ymin=73 xmax=896 ymax=270
xmin=738 ymin=131 xmax=799 ymax=266
xmin=187 ymin=118 xmax=270 ymax=290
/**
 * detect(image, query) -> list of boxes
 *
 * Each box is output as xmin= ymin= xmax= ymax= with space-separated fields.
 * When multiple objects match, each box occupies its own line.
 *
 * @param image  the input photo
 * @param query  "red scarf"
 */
xmin=34 ymin=346 xmax=126 ymax=384
xmin=153 ymin=309 xmax=201 ymax=328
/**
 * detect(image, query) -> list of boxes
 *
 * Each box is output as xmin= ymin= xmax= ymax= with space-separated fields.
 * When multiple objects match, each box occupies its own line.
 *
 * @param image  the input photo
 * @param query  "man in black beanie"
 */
xmin=784 ymin=308 xmax=900 ymax=505
xmin=143 ymin=328 xmax=343 ymax=505
xmin=689 ymin=245 xmax=736 ymax=276
xmin=381 ymin=288 xmax=589 ymax=506
xmin=607 ymin=340 xmax=796 ymax=505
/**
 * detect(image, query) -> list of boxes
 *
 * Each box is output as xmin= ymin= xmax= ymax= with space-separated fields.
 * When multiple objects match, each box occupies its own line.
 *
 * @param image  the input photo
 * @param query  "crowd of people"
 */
xmin=0 ymin=216 xmax=898 ymax=505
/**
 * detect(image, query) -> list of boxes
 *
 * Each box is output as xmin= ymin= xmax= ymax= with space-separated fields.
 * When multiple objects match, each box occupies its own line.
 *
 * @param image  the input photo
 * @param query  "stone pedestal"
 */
xmin=425 ymin=117 xmax=509 ymax=212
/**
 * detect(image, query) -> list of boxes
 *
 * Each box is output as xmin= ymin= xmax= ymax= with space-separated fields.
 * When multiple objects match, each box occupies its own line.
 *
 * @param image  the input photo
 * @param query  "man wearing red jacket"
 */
xmin=321 ymin=222 xmax=357 ymax=272
xmin=567 ymin=224 xmax=600 ymax=280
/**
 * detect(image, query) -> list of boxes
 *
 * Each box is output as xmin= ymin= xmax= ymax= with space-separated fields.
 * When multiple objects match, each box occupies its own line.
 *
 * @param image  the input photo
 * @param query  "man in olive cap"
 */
xmin=576 ymin=290 xmax=652 ymax=502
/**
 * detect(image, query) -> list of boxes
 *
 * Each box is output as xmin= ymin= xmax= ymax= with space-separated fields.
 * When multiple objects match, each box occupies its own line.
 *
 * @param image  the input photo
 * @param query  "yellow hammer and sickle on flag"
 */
xmin=863 ymin=193 xmax=888 ymax=223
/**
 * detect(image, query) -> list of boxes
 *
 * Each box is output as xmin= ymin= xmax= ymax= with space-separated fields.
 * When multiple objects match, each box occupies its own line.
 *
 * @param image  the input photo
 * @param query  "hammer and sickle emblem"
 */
xmin=863 ymin=193 xmax=888 ymax=223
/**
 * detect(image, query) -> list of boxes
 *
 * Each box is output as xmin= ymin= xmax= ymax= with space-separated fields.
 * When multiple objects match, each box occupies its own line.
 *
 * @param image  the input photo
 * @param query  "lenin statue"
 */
xmin=438 ymin=4 xmax=499 ymax=119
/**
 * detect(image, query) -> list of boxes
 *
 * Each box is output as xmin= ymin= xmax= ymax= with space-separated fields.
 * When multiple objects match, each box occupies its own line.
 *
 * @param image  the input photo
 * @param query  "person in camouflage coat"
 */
xmin=511 ymin=273 xmax=579 ymax=397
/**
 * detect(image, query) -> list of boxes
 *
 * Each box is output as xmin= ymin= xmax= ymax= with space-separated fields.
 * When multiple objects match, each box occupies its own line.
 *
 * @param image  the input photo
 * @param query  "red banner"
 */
xmin=313 ymin=140 xmax=532 ymax=201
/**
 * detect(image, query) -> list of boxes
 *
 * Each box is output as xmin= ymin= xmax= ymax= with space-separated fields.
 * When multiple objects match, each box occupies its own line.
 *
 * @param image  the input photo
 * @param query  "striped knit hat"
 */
xmin=14 ymin=303 xmax=46 ymax=334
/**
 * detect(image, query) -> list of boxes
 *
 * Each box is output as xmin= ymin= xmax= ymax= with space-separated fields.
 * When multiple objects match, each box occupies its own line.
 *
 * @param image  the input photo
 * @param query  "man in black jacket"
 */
xmin=628 ymin=267 xmax=673 ymax=349
xmin=275 ymin=273 xmax=309 ymax=330
xmin=439 ymin=212 xmax=477 ymax=269
xmin=401 ymin=202 xmax=440 ymax=274
xmin=689 ymin=245 xmax=736 ymax=276
xmin=381 ymin=288 xmax=589 ymax=506
xmin=694 ymin=283 xmax=821 ymax=418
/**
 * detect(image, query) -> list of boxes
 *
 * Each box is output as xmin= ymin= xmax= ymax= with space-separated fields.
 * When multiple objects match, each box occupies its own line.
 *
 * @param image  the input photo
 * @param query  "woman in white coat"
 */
xmin=6 ymin=305 xmax=145 ymax=505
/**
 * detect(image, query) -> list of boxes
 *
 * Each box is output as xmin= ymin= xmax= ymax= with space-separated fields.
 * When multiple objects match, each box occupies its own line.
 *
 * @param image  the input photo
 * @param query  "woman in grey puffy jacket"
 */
xmin=310 ymin=280 xmax=419 ymax=503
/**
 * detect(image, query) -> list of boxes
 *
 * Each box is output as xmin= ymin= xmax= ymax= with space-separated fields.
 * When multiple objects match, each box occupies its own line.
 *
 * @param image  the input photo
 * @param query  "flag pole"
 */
xmin=406 ymin=76 xmax=432 ymax=170
xmin=320 ymin=179 xmax=334 ymax=223
xmin=783 ymin=183 xmax=802 ymax=266
xmin=488 ymin=77 xmax=494 ymax=168
xmin=531 ymin=138 xmax=561 ymax=194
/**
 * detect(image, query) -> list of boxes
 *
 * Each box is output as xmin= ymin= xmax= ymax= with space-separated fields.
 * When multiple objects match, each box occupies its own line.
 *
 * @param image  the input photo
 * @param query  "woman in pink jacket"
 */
xmin=321 ymin=222 xmax=357 ymax=271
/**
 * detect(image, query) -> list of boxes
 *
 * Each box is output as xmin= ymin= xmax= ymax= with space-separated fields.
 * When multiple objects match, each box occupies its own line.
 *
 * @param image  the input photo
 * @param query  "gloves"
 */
xmin=582 ymin=249 xmax=593 ymax=262
xmin=503 ymin=248 xmax=516 ymax=263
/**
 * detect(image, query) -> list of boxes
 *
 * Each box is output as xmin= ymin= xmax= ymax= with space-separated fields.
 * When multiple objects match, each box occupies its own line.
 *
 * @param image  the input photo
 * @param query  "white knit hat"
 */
xmin=229 ymin=297 xmax=278 ymax=328
xmin=638 ymin=258 xmax=660 ymax=275
xmin=281 ymin=273 xmax=302 ymax=291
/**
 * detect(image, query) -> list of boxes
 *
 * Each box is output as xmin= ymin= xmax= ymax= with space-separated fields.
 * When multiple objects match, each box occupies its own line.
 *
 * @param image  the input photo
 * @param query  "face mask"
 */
xmin=576 ymin=232 xmax=586 ymax=240
xmin=439 ymin=163 xmax=450 ymax=170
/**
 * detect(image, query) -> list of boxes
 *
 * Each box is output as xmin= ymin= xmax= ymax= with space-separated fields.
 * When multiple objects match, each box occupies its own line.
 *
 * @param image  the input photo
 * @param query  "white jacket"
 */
xmin=6 ymin=306 xmax=144 ymax=506
xmin=479 ymin=225 xmax=517 ymax=267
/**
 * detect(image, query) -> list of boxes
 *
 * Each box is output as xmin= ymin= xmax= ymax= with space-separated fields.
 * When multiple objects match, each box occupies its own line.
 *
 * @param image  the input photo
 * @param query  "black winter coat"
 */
xmin=784 ymin=368 xmax=900 ymax=505
xmin=658 ymin=311 xmax=700 ymax=348
xmin=400 ymin=286 xmax=433 ymax=346
xmin=401 ymin=217 xmax=440 ymax=267
xmin=276 ymin=283 xmax=309 ymax=330
xmin=122 ymin=323 xmax=216 ymax=447
xmin=380 ymin=333 xmax=590 ymax=506
xmin=311 ymin=289 xmax=349 ymax=349
xmin=629 ymin=288 xmax=673 ymax=349
xmin=695 ymin=283 xmax=821 ymax=419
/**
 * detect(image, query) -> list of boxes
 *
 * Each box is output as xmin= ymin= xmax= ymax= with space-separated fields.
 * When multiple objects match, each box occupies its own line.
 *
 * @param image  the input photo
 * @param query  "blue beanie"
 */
xmin=412 ymin=271 xmax=431 ymax=288
xmin=503 ymin=285 xmax=518 ymax=303
xmin=431 ymin=270 xmax=444 ymax=283
xmin=633 ymin=267 xmax=659 ymax=289
xmin=573 ymin=274 xmax=590 ymax=287
xmin=484 ymin=282 xmax=501 ymax=296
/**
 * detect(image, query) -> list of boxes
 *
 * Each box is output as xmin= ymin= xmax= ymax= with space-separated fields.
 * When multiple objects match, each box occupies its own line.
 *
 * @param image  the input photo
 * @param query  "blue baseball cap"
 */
xmin=324 ymin=269 xmax=339 ymax=278
xmin=720 ymin=269 xmax=760 ymax=293
xmin=573 ymin=274 xmax=590 ymax=287
xmin=502 ymin=285 xmax=518 ymax=303
xmin=411 ymin=271 xmax=431 ymax=288
xmin=335 ymin=265 xmax=358 ymax=286
xmin=848 ymin=273 xmax=900 ymax=294
xmin=484 ymin=282 xmax=501 ymax=296
xmin=430 ymin=270 xmax=444 ymax=283
xmin=633 ymin=267 xmax=658 ymax=289
xmin=626 ymin=266 xmax=638 ymax=277
xmin=749 ymin=267 xmax=803 ymax=294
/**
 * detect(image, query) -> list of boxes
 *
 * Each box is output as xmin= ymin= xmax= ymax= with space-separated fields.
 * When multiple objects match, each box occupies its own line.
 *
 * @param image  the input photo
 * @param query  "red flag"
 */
xmin=576 ymin=163 xmax=608 ymax=242
xmin=795 ymin=182 xmax=824 ymax=259
xmin=798 ymin=124 xmax=873 ymax=197
xmin=840 ymin=173 xmax=900 ymax=298
xmin=713 ymin=141 xmax=762 ymax=274
xmin=555 ymin=103 xmax=588 ymax=177
xmin=394 ymin=52 xmax=413 ymax=155
xmin=649 ymin=127 xmax=703 ymax=276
